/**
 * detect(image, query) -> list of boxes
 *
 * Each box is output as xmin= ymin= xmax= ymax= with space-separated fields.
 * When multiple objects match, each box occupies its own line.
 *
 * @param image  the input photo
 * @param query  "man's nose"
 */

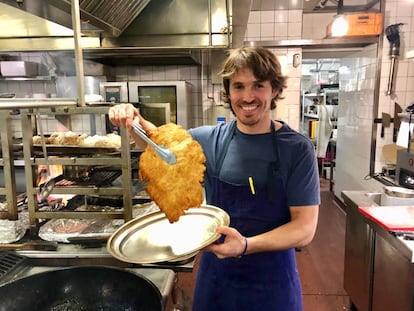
xmin=242 ymin=87 xmax=255 ymax=103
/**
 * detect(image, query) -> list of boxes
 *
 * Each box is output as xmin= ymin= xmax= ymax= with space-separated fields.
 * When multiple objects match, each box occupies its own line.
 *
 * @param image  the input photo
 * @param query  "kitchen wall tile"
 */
xmin=31 ymin=81 xmax=46 ymax=94
xmin=274 ymin=23 xmax=288 ymax=38
xmin=408 ymin=61 xmax=414 ymax=76
xmin=406 ymin=76 xmax=414 ymax=91
xmin=261 ymin=11 xmax=274 ymax=23
xmin=288 ymin=10 xmax=302 ymax=23
xmin=246 ymin=23 xmax=261 ymax=39
xmin=190 ymin=66 xmax=199 ymax=80
xmin=274 ymin=10 xmax=288 ymax=23
xmin=164 ymin=66 xmax=179 ymax=80
xmin=386 ymin=2 xmax=397 ymax=18
xmin=139 ymin=67 xmax=153 ymax=81
xmin=397 ymin=61 xmax=409 ymax=77
xmin=261 ymin=23 xmax=274 ymax=39
xmin=397 ymin=1 xmax=414 ymax=17
xmin=406 ymin=91 xmax=414 ymax=104
xmin=287 ymin=22 xmax=302 ymax=38
xmin=396 ymin=76 xmax=408 ymax=91
xmin=152 ymin=67 xmax=166 ymax=80
xmin=287 ymin=77 xmax=301 ymax=91
xmin=248 ymin=11 xmax=260 ymax=24
xmin=18 ymin=83 xmax=32 ymax=97
xmin=115 ymin=66 xmax=128 ymax=79
xmin=302 ymin=13 xmax=334 ymax=40
xmin=178 ymin=66 xmax=191 ymax=81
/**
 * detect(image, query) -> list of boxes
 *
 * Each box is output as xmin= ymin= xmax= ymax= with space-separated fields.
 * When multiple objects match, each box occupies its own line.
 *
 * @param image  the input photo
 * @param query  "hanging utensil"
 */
xmin=131 ymin=122 xmax=176 ymax=164
xmin=381 ymin=112 xmax=391 ymax=138
xmin=385 ymin=23 xmax=404 ymax=96
xmin=394 ymin=103 xmax=403 ymax=142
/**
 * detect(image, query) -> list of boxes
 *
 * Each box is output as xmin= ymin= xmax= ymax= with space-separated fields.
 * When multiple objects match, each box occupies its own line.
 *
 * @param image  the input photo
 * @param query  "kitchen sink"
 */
xmin=364 ymin=192 xmax=382 ymax=205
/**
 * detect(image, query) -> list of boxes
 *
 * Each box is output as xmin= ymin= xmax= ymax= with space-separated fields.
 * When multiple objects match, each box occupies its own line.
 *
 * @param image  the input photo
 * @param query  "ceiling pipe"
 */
xmin=71 ymin=0 xmax=85 ymax=106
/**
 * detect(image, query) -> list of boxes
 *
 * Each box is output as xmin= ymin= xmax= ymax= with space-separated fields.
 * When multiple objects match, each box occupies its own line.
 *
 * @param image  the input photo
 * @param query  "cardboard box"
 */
xmin=327 ymin=12 xmax=384 ymax=37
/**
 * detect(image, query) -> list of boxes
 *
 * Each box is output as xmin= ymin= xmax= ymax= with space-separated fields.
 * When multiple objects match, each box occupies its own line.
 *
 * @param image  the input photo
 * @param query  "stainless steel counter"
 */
xmin=15 ymin=242 xmax=196 ymax=272
xmin=342 ymin=190 xmax=413 ymax=262
xmin=342 ymin=190 xmax=414 ymax=311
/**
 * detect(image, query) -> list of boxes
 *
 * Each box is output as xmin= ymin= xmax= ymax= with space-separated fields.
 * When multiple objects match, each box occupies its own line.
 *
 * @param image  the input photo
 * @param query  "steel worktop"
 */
xmin=341 ymin=190 xmax=414 ymax=311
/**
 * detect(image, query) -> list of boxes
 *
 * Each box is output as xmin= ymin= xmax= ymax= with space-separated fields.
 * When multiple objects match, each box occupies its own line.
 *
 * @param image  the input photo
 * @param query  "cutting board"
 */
xmin=359 ymin=206 xmax=414 ymax=231
xmin=382 ymin=143 xmax=405 ymax=165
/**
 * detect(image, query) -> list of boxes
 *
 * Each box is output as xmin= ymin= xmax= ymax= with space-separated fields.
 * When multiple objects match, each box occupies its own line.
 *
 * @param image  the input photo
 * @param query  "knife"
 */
xmin=394 ymin=102 xmax=403 ymax=142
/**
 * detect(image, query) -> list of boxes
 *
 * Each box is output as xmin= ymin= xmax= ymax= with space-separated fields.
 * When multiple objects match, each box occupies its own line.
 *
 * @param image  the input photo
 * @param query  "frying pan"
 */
xmin=0 ymin=266 xmax=162 ymax=311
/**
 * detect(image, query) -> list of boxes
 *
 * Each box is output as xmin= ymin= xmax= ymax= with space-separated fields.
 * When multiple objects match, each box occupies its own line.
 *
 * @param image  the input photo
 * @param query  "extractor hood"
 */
xmin=0 ymin=0 xmax=252 ymax=65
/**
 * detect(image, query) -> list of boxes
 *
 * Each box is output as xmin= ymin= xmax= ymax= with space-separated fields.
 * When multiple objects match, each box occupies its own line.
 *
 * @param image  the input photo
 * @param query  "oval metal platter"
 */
xmin=106 ymin=205 xmax=230 ymax=264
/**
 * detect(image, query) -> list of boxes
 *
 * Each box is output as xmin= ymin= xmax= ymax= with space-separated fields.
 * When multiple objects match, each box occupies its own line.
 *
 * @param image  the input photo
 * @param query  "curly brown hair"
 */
xmin=220 ymin=46 xmax=287 ymax=110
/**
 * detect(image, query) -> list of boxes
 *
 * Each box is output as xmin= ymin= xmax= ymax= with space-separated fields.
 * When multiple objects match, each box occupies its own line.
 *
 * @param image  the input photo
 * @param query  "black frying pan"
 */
xmin=0 ymin=266 xmax=162 ymax=311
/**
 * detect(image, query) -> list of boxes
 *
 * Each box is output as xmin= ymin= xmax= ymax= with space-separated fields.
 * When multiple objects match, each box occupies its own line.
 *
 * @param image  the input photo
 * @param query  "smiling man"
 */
xmin=108 ymin=46 xmax=320 ymax=311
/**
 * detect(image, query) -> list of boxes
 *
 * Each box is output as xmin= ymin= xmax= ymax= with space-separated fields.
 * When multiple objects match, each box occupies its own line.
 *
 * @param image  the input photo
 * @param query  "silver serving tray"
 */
xmin=107 ymin=205 xmax=230 ymax=264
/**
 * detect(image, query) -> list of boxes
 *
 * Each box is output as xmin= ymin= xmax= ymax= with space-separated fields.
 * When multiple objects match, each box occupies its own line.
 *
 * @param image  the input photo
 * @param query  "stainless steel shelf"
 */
xmin=19 ymin=106 xmax=134 ymax=231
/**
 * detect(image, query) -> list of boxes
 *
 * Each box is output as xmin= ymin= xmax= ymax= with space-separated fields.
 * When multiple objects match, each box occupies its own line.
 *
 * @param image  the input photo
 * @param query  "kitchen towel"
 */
xmin=396 ymin=118 xmax=414 ymax=148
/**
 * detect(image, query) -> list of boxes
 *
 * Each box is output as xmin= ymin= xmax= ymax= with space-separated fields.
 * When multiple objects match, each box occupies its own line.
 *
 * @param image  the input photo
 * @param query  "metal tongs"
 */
xmin=131 ymin=122 xmax=176 ymax=164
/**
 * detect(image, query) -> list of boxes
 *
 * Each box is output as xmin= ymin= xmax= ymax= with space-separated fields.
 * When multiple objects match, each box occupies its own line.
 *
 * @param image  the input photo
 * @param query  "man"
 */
xmin=109 ymin=46 xmax=320 ymax=310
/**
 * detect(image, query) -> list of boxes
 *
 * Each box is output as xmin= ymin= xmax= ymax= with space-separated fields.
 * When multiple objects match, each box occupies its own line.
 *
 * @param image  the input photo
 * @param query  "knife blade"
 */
xmin=394 ymin=102 xmax=403 ymax=142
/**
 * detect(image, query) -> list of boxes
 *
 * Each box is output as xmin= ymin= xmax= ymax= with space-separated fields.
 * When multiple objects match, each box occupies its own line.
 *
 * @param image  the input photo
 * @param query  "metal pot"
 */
xmin=383 ymin=186 xmax=414 ymax=198
xmin=0 ymin=266 xmax=162 ymax=310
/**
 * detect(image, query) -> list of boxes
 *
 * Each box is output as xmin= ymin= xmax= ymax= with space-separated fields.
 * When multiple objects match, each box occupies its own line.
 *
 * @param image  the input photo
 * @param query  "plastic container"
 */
xmin=0 ymin=61 xmax=39 ymax=77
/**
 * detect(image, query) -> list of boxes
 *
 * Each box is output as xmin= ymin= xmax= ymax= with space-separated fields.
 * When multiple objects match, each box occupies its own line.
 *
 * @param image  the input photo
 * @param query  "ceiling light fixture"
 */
xmin=331 ymin=0 xmax=349 ymax=37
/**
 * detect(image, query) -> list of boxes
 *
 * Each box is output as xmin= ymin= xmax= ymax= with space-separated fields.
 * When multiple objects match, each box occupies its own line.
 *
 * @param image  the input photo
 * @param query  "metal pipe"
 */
xmin=0 ymin=99 xmax=77 ymax=109
xmin=71 ymin=0 xmax=86 ymax=106
xmin=225 ymin=0 xmax=231 ymax=46
xmin=208 ymin=0 xmax=212 ymax=46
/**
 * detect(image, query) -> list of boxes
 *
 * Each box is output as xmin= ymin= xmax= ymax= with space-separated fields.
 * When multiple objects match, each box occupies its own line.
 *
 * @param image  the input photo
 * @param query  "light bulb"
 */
xmin=331 ymin=15 xmax=349 ymax=37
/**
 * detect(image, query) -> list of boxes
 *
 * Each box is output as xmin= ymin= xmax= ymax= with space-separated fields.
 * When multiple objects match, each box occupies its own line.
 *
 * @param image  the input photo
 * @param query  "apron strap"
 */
xmin=215 ymin=120 xmax=237 ymax=176
xmin=268 ymin=121 xmax=281 ymax=202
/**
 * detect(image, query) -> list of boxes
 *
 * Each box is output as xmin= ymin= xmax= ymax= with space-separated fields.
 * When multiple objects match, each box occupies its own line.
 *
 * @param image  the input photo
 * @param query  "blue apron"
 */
xmin=192 ymin=121 xmax=303 ymax=311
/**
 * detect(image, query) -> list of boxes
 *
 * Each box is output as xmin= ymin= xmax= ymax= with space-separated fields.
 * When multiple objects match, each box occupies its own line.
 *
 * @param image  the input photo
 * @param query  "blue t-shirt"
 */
xmin=189 ymin=121 xmax=320 ymax=207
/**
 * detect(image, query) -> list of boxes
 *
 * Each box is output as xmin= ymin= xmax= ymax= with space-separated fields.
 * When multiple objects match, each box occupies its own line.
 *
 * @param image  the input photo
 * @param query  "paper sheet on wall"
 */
xmin=396 ymin=120 xmax=414 ymax=148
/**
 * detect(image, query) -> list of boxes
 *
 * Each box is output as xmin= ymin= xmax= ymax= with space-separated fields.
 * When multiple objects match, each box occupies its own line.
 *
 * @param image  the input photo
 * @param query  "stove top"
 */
xmin=0 ymin=257 xmax=176 ymax=310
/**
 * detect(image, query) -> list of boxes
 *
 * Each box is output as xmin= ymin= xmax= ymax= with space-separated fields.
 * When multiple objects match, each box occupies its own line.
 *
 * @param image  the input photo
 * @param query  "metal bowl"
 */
xmin=383 ymin=186 xmax=414 ymax=198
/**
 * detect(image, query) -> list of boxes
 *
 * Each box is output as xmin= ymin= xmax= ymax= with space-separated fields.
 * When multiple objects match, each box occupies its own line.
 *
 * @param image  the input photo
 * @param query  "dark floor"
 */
xmin=169 ymin=178 xmax=350 ymax=311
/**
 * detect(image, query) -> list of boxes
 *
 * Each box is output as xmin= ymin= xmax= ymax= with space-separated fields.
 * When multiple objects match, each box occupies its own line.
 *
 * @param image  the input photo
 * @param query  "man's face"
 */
xmin=229 ymin=67 xmax=278 ymax=132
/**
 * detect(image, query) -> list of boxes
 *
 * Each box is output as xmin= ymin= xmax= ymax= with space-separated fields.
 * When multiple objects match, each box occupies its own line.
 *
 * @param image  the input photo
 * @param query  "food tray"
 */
xmin=32 ymin=143 xmax=134 ymax=155
xmin=107 ymin=205 xmax=230 ymax=264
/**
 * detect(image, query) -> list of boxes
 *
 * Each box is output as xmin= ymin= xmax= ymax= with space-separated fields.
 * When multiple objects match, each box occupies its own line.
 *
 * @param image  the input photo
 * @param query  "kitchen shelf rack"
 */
xmin=300 ymin=89 xmax=338 ymax=137
xmin=19 ymin=106 xmax=134 ymax=231
xmin=0 ymin=110 xmax=19 ymax=220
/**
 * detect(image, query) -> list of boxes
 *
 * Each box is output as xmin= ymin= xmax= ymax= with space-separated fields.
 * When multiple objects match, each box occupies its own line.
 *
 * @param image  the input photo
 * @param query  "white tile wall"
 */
xmin=373 ymin=0 xmax=414 ymax=183
xmin=245 ymin=9 xmax=303 ymax=41
xmin=335 ymin=44 xmax=383 ymax=197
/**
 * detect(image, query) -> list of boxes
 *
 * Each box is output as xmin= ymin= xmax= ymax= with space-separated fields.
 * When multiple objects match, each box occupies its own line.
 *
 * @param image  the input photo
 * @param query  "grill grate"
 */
xmin=55 ymin=168 xmax=122 ymax=187
xmin=0 ymin=252 xmax=26 ymax=283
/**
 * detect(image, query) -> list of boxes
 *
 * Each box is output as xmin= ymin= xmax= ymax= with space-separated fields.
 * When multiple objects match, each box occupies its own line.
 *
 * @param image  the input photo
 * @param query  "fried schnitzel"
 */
xmin=138 ymin=123 xmax=206 ymax=223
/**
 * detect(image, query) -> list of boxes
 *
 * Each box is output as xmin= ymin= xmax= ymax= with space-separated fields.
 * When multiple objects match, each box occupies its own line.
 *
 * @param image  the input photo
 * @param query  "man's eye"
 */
xmin=255 ymin=83 xmax=264 ymax=89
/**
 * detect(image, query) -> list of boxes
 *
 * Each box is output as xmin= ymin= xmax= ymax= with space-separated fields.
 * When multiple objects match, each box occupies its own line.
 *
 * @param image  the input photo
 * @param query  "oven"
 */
xmin=128 ymin=81 xmax=193 ymax=129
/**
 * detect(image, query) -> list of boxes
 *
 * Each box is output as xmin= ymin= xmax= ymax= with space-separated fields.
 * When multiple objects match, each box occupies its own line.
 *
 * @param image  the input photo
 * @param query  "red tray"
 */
xmin=359 ymin=205 xmax=414 ymax=231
